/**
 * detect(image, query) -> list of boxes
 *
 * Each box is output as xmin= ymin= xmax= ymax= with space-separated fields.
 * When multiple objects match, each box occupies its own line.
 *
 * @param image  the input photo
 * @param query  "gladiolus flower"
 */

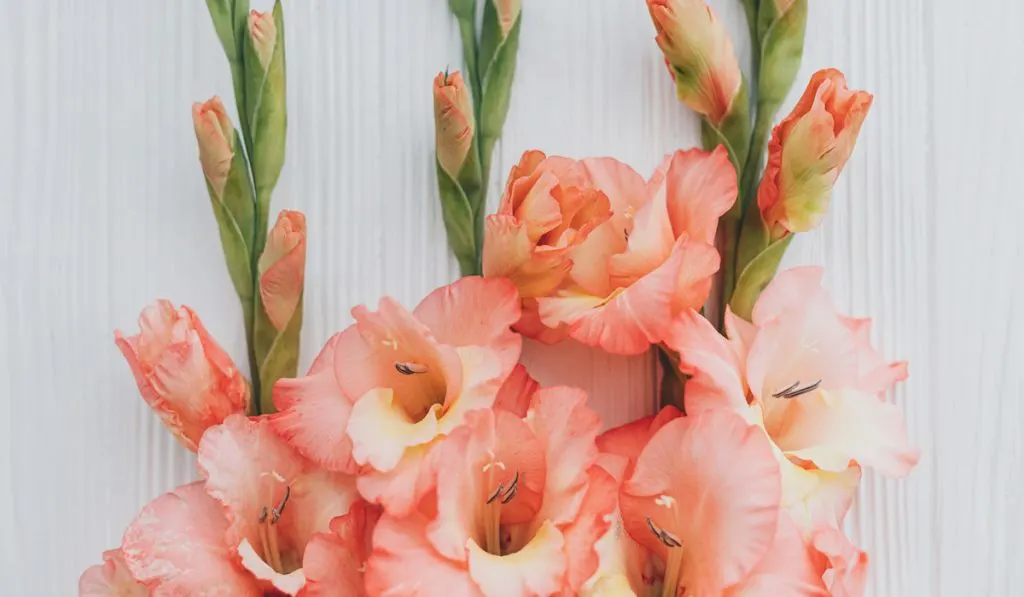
xmin=198 ymin=415 xmax=359 ymax=595
xmin=114 ymin=300 xmax=249 ymax=451
xmin=259 ymin=210 xmax=307 ymax=331
xmin=249 ymin=9 xmax=277 ymax=71
xmin=364 ymin=387 xmax=617 ymax=596
xmin=811 ymin=528 xmax=869 ymax=596
xmin=646 ymin=0 xmax=743 ymax=125
xmin=433 ymin=70 xmax=475 ymax=179
xmin=270 ymin=276 xmax=522 ymax=515
xmin=191 ymin=96 xmax=234 ymax=199
xmin=757 ymin=69 xmax=873 ymax=239
xmin=593 ymin=408 xmax=825 ymax=595
xmin=484 ymin=147 xmax=736 ymax=355
xmin=78 ymin=549 xmax=147 ymax=597
xmin=665 ymin=266 xmax=918 ymax=534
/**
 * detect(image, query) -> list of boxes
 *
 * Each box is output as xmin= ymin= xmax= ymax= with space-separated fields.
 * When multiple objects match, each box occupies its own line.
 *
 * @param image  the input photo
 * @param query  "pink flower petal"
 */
xmin=595 ymin=406 xmax=682 ymax=482
xmin=298 ymin=501 xmax=381 ymax=597
xmin=121 ymin=482 xmax=262 ymax=596
xmin=365 ymin=513 xmax=483 ymax=597
xmin=665 ymin=308 xmax=747 ymax=405
xmin=356 ymin=443 xmax=437 ymax=517
xmin=413 ymin=276 xmax=523 ymax=377
xmin=493 ymin=364 xmax=539 ymax=418
xmin=619 ymin=410 xmax=781 ymax=594
xmin=270 ymin=333 xmax=358 ymax=474
xmin=561 ymin=467 xmax=619 ymax=592
xmin=653 ymin=146 xmax=737 ymax=245
xmin=466 ymin=520 xmax=567 ymax=597
xmin=776 ymin=388 xmax=920 ymax=477
xmin=725 ymin=514 xmax=828 ymax=596
xmin=527 ymin=387 xmax=603 ymax=525
xmin=811 ymin=529 xmax=869 ymax=597
xmin=78 ymin=549 xmax=148 ymax=597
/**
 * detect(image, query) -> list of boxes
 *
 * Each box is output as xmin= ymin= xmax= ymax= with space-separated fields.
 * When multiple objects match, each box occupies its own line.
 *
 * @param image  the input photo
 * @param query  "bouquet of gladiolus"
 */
xmin=79 ymin=1 xmax=919 ymax=596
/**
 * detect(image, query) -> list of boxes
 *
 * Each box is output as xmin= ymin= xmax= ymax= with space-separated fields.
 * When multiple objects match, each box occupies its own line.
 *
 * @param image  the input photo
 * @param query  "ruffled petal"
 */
xmin=121 ymin=482 xmax=262 ymax=596
xmin=365 ymin=514 xmax=483 ymax=597
xmin=298 ymin=501 xmax=381 ymax=597
xmin=655 ymin=146 xmax=737 ymax=244
xmin=413 ymin=276 xmax=523 ymax=377
xmin=483 ymin=215 xmax=574 ymax=299
xmin=356 ymin=444 xmax=436 ymax=517
xmin=493 ymin=364 xmax=539 ymax=418
xmin=619 ymin=410 xmax=780 ymax=594
xmin=271 ymin=333 xmax=358 ymax=474
xmin=665 ymin=308 xmax=747 ymax=405
xmin=595 ymin=406 xmax=682 ymax=482
xmin=78 ymin=549 xmax=148 ymax=597
xmin=561 ymin=467 xmax=620 ymax=592
xmin=466 ymin=520 xmax=566 ymax=597
xmin=725 ymin=514 xmax=828 ymax=596
xmin=528 ymin=387 xmax=603 ymax=525
xmin=775 ymin=388 xmax=920 ymax=477
xmin=811 ymin=529 xmax=869 ymax=597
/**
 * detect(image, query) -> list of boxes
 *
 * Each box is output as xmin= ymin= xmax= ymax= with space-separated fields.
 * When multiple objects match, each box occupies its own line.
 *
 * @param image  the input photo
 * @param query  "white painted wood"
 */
xmin=1 ymin=1 xmax=1020 ymax=595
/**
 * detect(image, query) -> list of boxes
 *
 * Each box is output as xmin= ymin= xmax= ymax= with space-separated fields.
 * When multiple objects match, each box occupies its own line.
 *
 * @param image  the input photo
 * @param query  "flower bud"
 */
xmin=115 ymin=301 xmax=249 ymax=451
xmin=757 ymin=69 xmax=873 ymax=238
xmin=258 ymin=210 xmax=307 ymax=331
xmin=494 ymin=0 xmax=521 ymax=37
xmin=248 ymin=9 xmax=277 ymax=71
xmin=433 ymin=70 xmax=475 ymax=178
xmin=646 ymin=0 xmax=742 ymax=126
xmin=191 ymin=97 xmax=234 ymax=199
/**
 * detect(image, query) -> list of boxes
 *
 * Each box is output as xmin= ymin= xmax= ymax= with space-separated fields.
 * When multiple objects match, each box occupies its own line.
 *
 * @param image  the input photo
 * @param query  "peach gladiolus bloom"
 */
xmin=757 ymin=69 xmax=873 ymax=239
xmin=666 ymin=266 xmax=918 ymax=535
xmin=192 ymin=96 xmax=234 ymax=199
xmin=259 ymin=210 xmax=307 ymax=331
xmin=249 ymin=9 xmax=277 ymax=71
xmin=78 ymin=549 xmax=147 ymax=597
xmin=270 ymin=277 xmax=522 ymax=516
xmin=646 ymin=0 xmax=742 ymax=125
xmin=114 ymin=300 xmax=249 ymax=451
xmin=364 ymin=386 xmax=617 ymax=597
xmin=484 ymin=147 xmax=736 ymax=355
xmin=433 ymin=70 xmax=475 ymax=178
xmin=588 ymin=408 xmax=826 ymax=595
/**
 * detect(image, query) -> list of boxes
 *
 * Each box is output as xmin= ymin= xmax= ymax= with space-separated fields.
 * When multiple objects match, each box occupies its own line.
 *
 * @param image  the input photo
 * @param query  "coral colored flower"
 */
xmin=114 ymin=300 xmax=249 ymax=451
xmin=665 ymin=266 xmax=918 ymax=534
xmin=646 ymin=0 xmax=742 ymax=125
xmin=270 ymin=277 xmax=522 ymax=515
xmin=757 ymin=69 xmax=873 ymax=239
xmin=364 ymin=387 xmax=617 ymax=596
xmin=298 ymin=501 xmax=381 ymax=596
xmin=593 ymin=408 xmax=820 ymax=595
xmin=121 ymin=482 xmax=264 ymax=596
xmin=259 ymin=210 xmax=307 ymax=331
xmin=191 ymin=96 xmax=234 ymax=199
xmin=433 ymin=70 xmax=475 ymax=178
xmin=484 ymin=147 xmax=736 ymax=355
xmin=196 ymin=414 xmax=359 ymax=595
xmin=249 ymin=9 xmax=277 ymax=71
xmin=78 ymin=549 xmax=148 ymax=597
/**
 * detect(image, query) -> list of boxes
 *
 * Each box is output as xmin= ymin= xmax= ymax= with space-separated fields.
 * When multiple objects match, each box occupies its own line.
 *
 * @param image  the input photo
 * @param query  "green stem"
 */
xmin=716 ymin=215 xmax=739 ymax=332
xmin=656 ymin=344 xmax=687 ymax=414
xmin=241 ymin=299 xmax=261 ymax=415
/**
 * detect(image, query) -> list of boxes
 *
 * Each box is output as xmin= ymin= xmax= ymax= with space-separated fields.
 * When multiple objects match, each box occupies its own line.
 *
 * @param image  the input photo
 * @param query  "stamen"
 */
xmin=258 ymin=506 xmax=269 ymax=524
xmin=271 ymin=486 xmax=291 ymax=524
xmin=646 ymin=517 xmax=682 ymax=548
xmin=773 ymin=380 xmax=822 ymax=399
xmin=486 ymin=483 xmax=505 ymax=504
xmin=501 ymin=485 xmax=518 ymax=504
xmin=395 ymin=361 xmax=428 ymax=375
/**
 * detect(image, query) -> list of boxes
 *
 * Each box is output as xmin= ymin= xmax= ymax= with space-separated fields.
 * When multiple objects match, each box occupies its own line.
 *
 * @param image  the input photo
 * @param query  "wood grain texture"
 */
xmin=1 ymin=1 xmax=1020 ymax=595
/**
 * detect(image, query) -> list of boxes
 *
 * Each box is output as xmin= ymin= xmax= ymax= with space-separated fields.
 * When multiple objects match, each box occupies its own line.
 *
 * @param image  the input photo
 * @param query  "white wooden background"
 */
xmin=1 ymin=1 xmax=1022 ymax=595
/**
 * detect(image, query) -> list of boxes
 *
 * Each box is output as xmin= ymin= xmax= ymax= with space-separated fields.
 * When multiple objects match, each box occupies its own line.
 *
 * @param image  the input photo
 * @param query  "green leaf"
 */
xmin=205 ymin=0 xmax=251 ymax=152
xmin=730 ymin=235 xmax=793 ymax=320
xmin=207 ymin=130 xmax=256 ymax=305
xmin=257 ymin=294 xmax=303 ymax=415
xmin=244 ymin=0 xmax=287 ymax=257
xmin=742 ymin=0 xmax=761 ymax=44
xmin=436 ymin=159 xmax=479 ymax=276
xmin=757 ymin=0 xmax=807 ymax=122
xmin=479 ymin=14 xmax=522 ymax=187
xmin=447 ymin=0 xmax=476 ymax=20
xmin=756 ymin=0 xmax=780 ymax=42
xmin=478 ymin=0 xmax=503 ymax=80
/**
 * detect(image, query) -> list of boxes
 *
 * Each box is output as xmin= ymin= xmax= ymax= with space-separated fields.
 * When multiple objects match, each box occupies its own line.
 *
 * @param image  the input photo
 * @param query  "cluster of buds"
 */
xmin=192 ymin=0 xmax=303 ymax=415
xmin=645 ymin=0 xmax=872 ymax=322
xmin=434 ymin=0 xmax=524 ymax=276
